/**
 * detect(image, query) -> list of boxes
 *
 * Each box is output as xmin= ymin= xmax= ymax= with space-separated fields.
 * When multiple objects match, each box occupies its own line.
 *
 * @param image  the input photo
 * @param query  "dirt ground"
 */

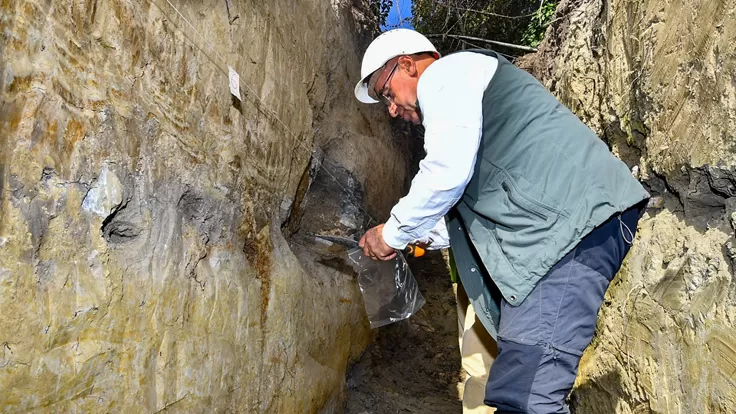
xmin=344 ymin=250 xmax=463 ymax=414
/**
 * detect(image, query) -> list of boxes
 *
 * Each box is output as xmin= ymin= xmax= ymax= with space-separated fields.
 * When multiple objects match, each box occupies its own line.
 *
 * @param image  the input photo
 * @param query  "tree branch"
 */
xmin=453 ymin=6 xmax=538 ymax=20
xmin=424 ymin=34 xmax=538 ymax=53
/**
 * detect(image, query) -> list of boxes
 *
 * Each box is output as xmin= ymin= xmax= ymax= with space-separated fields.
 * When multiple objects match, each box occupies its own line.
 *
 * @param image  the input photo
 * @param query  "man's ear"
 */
xmin=398 ymin=55 xmax=417 ymax=76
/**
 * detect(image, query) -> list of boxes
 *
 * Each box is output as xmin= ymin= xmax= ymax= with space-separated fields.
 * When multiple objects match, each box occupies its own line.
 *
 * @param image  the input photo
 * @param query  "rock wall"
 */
xmin=0 ymin=0 xmax=407 ymax=411
xmin=521 ymin=0 xmax=736 ymax=412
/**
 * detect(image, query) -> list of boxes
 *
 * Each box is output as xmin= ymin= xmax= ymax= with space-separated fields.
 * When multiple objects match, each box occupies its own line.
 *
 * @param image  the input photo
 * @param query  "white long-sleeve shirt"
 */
xmin=382 ymin=52 xmax=498 ymax=250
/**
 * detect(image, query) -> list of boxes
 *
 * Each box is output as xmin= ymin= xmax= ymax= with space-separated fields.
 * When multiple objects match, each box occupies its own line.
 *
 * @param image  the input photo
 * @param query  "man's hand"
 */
xmin=359 ymin=224 xmax=397 ymax=261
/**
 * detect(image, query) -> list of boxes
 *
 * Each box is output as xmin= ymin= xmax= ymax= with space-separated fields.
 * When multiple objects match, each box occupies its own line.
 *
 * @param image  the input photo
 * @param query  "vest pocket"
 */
xmin=500 ymin=179 xmax=556 ymax=221
xmin=483 ymin=176 xmax=559 ymax=276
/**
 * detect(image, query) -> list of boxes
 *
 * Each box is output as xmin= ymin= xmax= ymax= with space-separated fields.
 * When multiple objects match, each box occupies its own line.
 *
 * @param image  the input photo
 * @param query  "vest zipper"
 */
xmin=502 ymin=181 xmax=548 ymax=220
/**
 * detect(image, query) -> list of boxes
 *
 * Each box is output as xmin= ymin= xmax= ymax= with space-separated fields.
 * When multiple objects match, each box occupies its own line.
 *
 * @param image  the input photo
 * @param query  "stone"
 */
xmin=0 ymin=0 xmax=405 ymax=411
xmin=725 ymin=197 xmax=736 ymax=231
xmin=82 ymin=166 xmax=123 ymax=218
xmin=519 ymin=0 xmax=736 ymax=411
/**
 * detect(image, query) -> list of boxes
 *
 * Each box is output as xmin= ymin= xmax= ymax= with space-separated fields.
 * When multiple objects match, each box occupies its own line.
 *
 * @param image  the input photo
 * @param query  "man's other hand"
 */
xmin=359 ymin=224 xmax=397 ymax=261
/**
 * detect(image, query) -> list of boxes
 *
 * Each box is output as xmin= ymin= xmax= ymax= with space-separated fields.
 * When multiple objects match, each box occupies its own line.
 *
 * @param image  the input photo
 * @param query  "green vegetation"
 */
xmin=369 ymin=0 xmax=394 ymax=28
xmin=521 ymin=0 xmax=559 ymax=48
xmin=409 ymin=0 xmax=560 ymax=56
xmin=367 ymin=0 xmax=561 ymax=56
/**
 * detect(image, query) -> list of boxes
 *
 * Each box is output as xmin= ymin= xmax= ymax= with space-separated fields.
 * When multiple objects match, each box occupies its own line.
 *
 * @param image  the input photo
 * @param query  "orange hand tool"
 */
xmin=313 ymin=234 xmax=426 ymax=257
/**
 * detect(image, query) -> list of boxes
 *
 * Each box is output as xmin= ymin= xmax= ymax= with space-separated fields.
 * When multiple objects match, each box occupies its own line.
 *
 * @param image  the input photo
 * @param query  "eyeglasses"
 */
xmin=377 ymin=62 xmax=398 ymax=106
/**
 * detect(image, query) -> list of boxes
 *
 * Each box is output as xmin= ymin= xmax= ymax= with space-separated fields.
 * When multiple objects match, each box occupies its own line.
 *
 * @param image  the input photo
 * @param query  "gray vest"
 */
xmin=446 ymin=51 xmax=650 ymax=338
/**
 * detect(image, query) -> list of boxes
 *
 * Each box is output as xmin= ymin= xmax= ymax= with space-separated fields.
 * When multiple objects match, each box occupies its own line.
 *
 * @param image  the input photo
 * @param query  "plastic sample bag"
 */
xmin=347 ymin=248 xmax=425 ymax=328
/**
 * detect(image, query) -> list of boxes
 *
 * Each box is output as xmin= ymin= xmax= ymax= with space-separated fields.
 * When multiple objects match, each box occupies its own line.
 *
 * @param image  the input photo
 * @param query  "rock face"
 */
xmin=521 ymin=0 xmax=736 ymax=412
xmin=0 ymin=0 xmax=409 ymax=411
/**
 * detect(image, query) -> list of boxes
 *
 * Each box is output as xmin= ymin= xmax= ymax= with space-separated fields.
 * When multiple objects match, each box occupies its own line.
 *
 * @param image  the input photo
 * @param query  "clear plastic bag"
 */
xmin=347 ymin=248 xmax=426 ymax=328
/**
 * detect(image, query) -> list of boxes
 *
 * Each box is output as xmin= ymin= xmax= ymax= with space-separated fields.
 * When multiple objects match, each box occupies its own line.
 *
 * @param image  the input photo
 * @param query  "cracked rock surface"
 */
xmin=520 ymin=0 xmax=736 ymax=412
xmin=0 ymin=0 xmax=409 ymax=411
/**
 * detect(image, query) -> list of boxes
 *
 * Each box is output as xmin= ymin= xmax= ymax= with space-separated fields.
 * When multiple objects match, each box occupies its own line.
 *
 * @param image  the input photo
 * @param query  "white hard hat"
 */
xmin=354 ymin=29 xmax=439 ymax=104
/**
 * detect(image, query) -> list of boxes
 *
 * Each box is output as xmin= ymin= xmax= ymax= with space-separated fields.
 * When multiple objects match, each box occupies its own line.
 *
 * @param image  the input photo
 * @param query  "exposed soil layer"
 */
xmin=344 ymin=251 xmax=463 ymax=414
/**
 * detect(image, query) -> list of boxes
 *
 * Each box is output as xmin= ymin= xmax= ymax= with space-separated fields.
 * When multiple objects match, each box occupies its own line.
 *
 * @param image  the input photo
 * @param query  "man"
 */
xmin=354 ymin=29 xmax=649 ymax=413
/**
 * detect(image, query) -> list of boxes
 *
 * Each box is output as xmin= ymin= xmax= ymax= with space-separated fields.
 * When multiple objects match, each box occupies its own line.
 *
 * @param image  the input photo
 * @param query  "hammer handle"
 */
xmin=405 ymin=245 xmax=426 ymax=258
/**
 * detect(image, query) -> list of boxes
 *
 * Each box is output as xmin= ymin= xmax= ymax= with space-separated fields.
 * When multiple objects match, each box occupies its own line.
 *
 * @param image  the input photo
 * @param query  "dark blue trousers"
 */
xmin=484 ymin=203 xmax=644 ymax=413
